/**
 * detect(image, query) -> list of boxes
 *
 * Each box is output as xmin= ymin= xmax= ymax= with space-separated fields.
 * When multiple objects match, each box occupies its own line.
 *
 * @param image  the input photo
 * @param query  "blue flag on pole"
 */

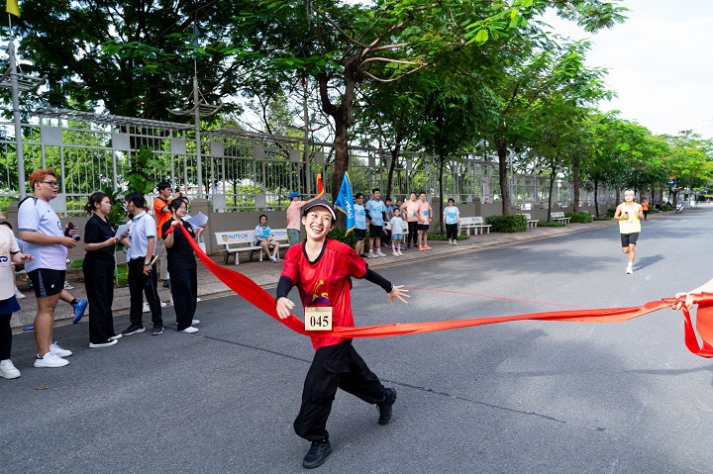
xmin=334 ymin=172 xmax=355 ymax=235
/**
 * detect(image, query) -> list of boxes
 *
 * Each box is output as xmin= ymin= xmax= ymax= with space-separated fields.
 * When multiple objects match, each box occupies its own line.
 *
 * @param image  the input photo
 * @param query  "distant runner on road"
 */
xmin=613 ymin=190 xmax=644 ymax=274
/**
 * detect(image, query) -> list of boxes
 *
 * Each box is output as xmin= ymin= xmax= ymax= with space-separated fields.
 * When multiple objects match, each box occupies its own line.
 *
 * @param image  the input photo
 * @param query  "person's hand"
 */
xmin=20 ymin=253 xmax=34 ymax=263
xmin=388 ymin=285 xmax=410 ymax=305
xmin=276 ymin=297 xmax=295 ymax=319
xmin=68 ymin=228 xmax=77 ymax=237
xmin=119 ymin=230 xmax=130 ymax=240
xmin=61 ymin=237 xmax=77 ymax=248
xmin=143 ymin=263 xmax=152 ymax=275
xmin=672 ymin=292 xmax=695 ymax=311
xmin=171 ymin=220 xmax=181 ymax=227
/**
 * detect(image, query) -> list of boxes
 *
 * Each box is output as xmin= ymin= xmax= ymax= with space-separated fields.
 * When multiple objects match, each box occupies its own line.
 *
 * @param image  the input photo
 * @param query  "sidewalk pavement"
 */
xmin=10 ymin=214 xmax=656 ymax=331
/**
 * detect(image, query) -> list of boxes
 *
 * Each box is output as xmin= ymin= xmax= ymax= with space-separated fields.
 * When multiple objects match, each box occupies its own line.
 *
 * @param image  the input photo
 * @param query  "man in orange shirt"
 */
xmin=153 ymin=182 xmax=180 ymax=287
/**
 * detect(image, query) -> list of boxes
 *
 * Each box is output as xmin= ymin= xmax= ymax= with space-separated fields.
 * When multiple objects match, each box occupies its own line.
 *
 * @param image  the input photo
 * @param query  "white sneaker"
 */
xmin=181 ymin=326 xmax=199 ymax=334
xmin=392 ymin=251 xmax=399 ymax=256
xmin=34 ymin=352 xmax=69 ymax=368
xmin=0 ymin=359 xmax=21 ymax=379
xmin=89 ymin=339 xmax=119 ymax=349
xmin=160 ymin=301 xmax=167 ymax=308
xmin=269 ymin=255 xmax=277 ymax=262
xmin=142 ymin=302 xmax=150 ymax=313
xmin=626 ymin=267 xmax=633 ymax=274
xmin=397 ymin=251 xmax=403 ymax=256
xmin=50 ymin=342 xmax=72 ymax=358
xmin=109 ymin=334 xmax=122 ymax=341
xmin=63 ymin=281 xmax=74 ymax=290
xmin=453 ymin=240 xmax=458 ymax=246
xmin=376 ymin=250 xmax=386 ymax=257
xmin=192 ymin=319 xmax=200 ymax=325
xmin=368 ymin=252 xmax=376 ymax=258
xmin=14 ymin=288 xmax=26 ymax=299
xmin=196 ymin=297 xmax=202 ymax=302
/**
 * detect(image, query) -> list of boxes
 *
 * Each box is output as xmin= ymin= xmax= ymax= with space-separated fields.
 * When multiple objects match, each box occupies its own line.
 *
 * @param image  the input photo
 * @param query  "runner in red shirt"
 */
xmin=276 ymin=199 xmax=409 ymax=469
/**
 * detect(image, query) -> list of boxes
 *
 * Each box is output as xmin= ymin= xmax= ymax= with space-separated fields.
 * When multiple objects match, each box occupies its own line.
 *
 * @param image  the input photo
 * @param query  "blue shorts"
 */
xmin=392 ymin=233 xmax=402 ymax=241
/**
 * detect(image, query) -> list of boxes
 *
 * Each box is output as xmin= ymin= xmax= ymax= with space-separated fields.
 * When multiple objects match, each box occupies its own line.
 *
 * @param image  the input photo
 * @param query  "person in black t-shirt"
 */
xmin=82 ymin=192 xmax=128 ymax=348
xmin=162 ymin=199 xmax=205 ymax=333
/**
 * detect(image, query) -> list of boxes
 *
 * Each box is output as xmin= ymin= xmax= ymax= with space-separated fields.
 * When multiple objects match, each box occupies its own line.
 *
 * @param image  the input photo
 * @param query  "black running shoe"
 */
xmin=378 ymin=387 xmax=397 ymax=425
xmin=303 ymin=439 xmax=332 ymax=469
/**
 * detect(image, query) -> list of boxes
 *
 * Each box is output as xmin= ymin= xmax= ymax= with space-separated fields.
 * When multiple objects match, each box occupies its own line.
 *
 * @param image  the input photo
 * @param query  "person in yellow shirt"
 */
xmin=613 ymin=190 xmax=644 ymax=274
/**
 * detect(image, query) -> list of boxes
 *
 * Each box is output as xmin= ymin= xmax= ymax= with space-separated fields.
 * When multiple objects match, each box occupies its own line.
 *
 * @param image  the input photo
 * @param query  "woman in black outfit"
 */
xmin=162 ymin=199 xmax=205 ymax=334
xmin=83 ymin=192 xmax=127 ymax=348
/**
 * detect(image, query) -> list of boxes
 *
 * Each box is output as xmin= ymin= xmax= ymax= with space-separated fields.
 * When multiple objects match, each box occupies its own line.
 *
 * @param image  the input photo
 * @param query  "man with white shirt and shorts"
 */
xmin=18 ymin=169 xmax=77 ymax=368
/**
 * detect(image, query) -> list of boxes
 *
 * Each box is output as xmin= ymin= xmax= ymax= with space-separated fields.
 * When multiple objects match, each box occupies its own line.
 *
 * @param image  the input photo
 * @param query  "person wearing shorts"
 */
xmin=613 ymin=190 xmax=644 ymax=274
xmin=416 ymin=193 xmax=433 ymax=250
xmin=18 ymin=169 xmax=78 ymax=368
xmin=353 ymin=193 xmax=367 ymax=258
xmin=365 ymin=188 xmax=386 ymax=258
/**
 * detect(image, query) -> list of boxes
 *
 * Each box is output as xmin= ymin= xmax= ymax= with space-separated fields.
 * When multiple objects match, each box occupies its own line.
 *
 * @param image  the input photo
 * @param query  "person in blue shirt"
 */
xmin=353 ymin=193 xmax=368 ymax=258
xmin=365 ymin=188 xmax=386 ymax=258
xmin=254 ymin=214 xmax=280 ymax=262
xmin=443 ymin=198 xmax=461 ymax=245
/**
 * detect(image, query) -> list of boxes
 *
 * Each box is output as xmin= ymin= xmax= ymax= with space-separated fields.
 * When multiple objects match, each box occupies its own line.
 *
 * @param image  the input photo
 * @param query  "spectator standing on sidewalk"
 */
xmin=0 ymin=221 xmax=27 ymax=300
xmin=83 ymin=192 xmax=127 ymax=348
xmin=416 ymin=192 xmax=433 ymax=251
xmin=443 ymin=198 xmax=461 ymax=245
xmin=275 ymin=199 xmax=409 ymax=469
xmin=389 ymin=208 xmax=405 ymax=256
xmin=400 ymin=193 xmax=419 ymax=250
xmin=286 ymin=191 xmax=323 ymax=248
xmin=121 ymin=192 xmax=164 ymax=336
xmin=154 ymin=182 xmax=179 ymax=289
xmin=0 ymin=221 xmax=34 ymax=379
xmin=366 ymin=188 xmax=386 ymax=258
xmin=353 ymin=193 xmax=367 ymax=258
xmin=18 ymin=169 xmax=76 ymax=368
xmin=162 ymin=199 xmax=204 ymax=334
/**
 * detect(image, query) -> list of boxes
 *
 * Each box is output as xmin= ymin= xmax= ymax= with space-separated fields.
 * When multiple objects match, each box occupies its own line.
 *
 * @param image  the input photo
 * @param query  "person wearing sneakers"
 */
xmin=286 ymin=191 xmax=323 ymax=248
xmin=443 ymin=198 xmax=461 ymax=245
xmin=276 ymin=199 xmax=409 ymax=469
xmin=613 ymin=190 xmax=644 ymax=274
xmin=0 ymin=219 xmax=34 ymax=379
xmin=18 ymin=169 xmax=76 ymax=368
xmin=163 ymin=199 xmax=205 ymax=334
xmin=154 ymin=182 xmax=179 ymax=289
xmin=416 ymin=192 xmax=433 ymax=251
xmin=353 ymin=193 xmax=368 ymax=258
xmin=365 ymin=188 xmax=386 ymax=258
xmin=121 ymin=192 xmax=164 ymax=336
xmin=83 ymin=192 xmax=127 ymax=348
xmin=389 ymin=208 xmax=405 ymax=256
xmin=400 ymin=192 xmax=419 ymax=250
xmin=254 ymin=214 xmax=280 ymax=263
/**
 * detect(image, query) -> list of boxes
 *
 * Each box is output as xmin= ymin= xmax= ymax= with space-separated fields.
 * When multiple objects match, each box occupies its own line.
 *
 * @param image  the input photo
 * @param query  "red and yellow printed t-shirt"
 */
xmin=153 ymin=197 xmax=171 ymax=238
xmin=281 ymin=238 xmax=368 ymax=350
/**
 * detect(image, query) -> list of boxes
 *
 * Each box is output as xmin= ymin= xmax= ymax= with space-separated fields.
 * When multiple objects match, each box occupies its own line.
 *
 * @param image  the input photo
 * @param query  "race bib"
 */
xmin=305 ymin=307 xmax=333 ymax=331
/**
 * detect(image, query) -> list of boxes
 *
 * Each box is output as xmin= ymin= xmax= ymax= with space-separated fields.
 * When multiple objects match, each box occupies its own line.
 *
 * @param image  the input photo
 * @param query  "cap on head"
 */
xmin=289 ymin=192 xmax=301 ymax=200
xmin=302 ymin=199 xmax=336 ymax=221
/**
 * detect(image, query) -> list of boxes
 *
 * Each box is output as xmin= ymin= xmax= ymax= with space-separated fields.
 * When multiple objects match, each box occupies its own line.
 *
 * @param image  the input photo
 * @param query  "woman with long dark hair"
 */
xmin=162 ymin=199 xmax=205 ymax=333
xmin=82 ymin=192 xmax=126 ymax=348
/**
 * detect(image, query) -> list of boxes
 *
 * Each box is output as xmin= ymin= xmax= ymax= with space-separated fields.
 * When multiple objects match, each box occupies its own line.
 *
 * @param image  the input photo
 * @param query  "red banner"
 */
xmin=173 ymin=225 xmax=713 ymax=358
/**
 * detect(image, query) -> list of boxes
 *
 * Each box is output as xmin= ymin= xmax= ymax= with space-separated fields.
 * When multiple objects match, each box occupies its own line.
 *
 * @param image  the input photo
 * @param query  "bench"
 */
xmin=520 ymin=213 xmax=539 ymax=229
xmin=214 ymin=228 xmax=290 ymax=265
xmin=550 ymin=212 xmax=571 ymax=224
xmin=459 ymin=216 xmax=491 ymax=235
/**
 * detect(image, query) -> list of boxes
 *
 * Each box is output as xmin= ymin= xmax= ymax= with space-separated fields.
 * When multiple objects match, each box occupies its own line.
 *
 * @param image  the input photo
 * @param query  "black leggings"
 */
xmin=0 ymin=313 xmax=12 ymax=360
xmin=407 ymin=221 xmax=418 ymax=248
xmin=446 ymin=223 xmax=458 ymax=241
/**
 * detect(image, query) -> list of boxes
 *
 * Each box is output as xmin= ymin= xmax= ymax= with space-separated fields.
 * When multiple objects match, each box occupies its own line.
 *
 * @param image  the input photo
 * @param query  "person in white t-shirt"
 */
xmin=389 ymin=208 xmax=406 ymax=256
xmin=0 ymin=222 xmax=34 ymax=379
xmin=18 ymin=169 xmax=78 ymax=368
xmin=443 ymin=198 xmax=461 ymax=245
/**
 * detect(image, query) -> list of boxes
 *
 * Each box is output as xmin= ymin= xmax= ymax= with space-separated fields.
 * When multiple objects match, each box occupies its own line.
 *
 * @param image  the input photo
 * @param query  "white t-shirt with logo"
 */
xmin=18 ymin=197 xmax=68 ymax=272
xmin=0 ymin=225 xmax=20 ymax=300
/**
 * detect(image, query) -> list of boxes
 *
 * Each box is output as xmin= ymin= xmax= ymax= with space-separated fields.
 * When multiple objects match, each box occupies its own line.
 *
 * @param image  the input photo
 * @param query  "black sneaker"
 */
xmin=162 ymin=280 xmax=170 ymax=289
xmin=121 ymin=324 xmax=145 ymax=336
xmin=377 ymin=387 xmax=397 ymax=425
xmin=303 ymin=440 xmax=332 ymax=469
xmin=152 ymin=325 xmax=164 ymax=336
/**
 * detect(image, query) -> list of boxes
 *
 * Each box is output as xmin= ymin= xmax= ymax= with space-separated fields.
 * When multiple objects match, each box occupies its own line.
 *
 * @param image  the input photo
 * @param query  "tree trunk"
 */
xmin=547 ymin=162 xmax=556 ymax=222
xmin=438 ymin=154 xmax=445 ymax=234
xmin=572 ymin=157 xmax=580 ymax=212
xmin=594 ymin=180 xmax=600 ymax=217
xmin=385 ymin=140 xmax=402 ymax=199
xmin=496 ymin=138 xmax=510 ymax=215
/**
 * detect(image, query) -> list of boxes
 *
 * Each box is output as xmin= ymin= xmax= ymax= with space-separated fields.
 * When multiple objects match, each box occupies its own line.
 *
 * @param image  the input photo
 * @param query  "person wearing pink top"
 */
xmin=286 ymin=191 xmax=323 ymax=247
xmin=400 ymin=192 xmax=420 ymax=250
xmin=416 ymin=193 xmax=433 ymax=251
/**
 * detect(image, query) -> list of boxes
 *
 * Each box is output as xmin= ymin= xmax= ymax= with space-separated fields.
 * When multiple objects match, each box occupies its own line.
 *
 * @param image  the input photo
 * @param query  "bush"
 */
xmin=606 ymin=208 xmax=617 ymax=218
xmin=328 ymin=226 xmax=357 ymax=246
xmin=426 ymin=232 xmax=466 ymax=241
xmin=538 ymin=221 xmax=565 ymax=228
xmin=565 ymin=211 xmax=592 ymax=223
xmin=486 ymin=214 xmax=527 ymax=233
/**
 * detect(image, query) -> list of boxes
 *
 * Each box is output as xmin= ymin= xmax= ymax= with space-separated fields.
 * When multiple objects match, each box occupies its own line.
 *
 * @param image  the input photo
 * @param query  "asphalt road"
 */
xmin=3 ymin=207 xmax=713 ymax=474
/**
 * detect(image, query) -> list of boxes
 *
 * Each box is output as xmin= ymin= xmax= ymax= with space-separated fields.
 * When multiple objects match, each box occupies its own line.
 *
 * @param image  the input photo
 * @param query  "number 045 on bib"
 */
xmin=305 ymin=307 xmax=332 ymax=331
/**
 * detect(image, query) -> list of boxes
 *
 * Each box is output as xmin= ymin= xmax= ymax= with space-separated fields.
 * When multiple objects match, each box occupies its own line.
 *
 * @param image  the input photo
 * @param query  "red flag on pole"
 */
xmin=316 ymin=173 xmax=324 ymax=195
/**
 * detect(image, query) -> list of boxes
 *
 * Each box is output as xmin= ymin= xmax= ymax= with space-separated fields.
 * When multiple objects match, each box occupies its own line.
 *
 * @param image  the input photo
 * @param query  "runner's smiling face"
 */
xmin=302 ymin=208 xmax=334 ymax=240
